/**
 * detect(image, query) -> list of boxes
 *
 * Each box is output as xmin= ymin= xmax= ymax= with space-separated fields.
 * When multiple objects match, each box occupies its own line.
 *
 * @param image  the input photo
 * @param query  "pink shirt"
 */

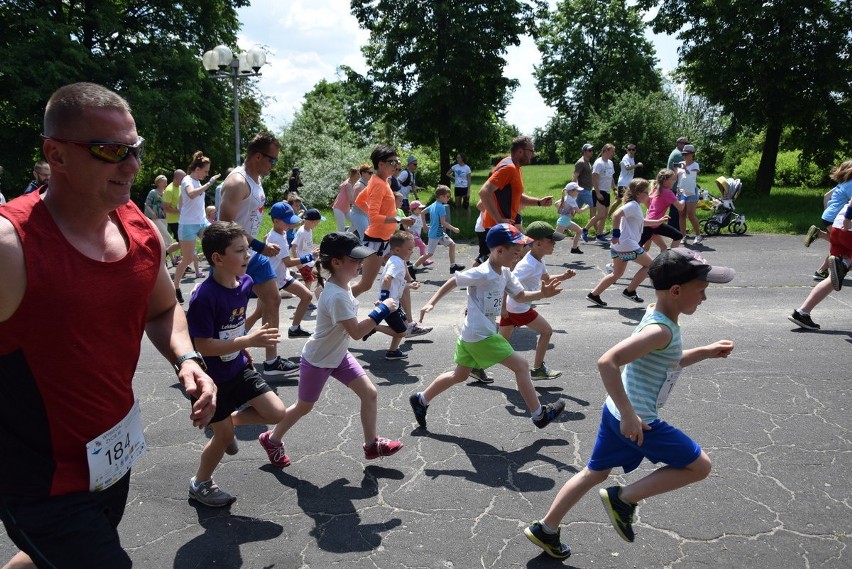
xmin=332 ymin=178 xmax=355 ymax=211
xmin=647 ymin=187 xmax=677 ymax=220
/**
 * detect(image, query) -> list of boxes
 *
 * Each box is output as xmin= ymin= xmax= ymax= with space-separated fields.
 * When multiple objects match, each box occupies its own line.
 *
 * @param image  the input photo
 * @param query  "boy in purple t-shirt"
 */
xmin=185 ymin=221 xmax=287 ymax=507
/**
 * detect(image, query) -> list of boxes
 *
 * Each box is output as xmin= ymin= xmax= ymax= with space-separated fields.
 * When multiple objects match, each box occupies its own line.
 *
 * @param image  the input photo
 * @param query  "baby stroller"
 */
xmin=698 ymin=176 xmax=747 ymax=235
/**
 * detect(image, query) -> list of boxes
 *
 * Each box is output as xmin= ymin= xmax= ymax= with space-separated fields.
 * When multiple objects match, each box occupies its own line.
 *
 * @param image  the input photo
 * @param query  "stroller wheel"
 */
xmin=728 ymin=221 xmax=747 ymax=235
xmin=705 ymin=220 xmax=723 ymax=235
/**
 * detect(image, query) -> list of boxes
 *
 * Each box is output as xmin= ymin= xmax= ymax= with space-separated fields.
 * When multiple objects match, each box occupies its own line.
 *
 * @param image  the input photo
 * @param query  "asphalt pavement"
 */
xmin=2 ymin=232 xmax=850 ymax=568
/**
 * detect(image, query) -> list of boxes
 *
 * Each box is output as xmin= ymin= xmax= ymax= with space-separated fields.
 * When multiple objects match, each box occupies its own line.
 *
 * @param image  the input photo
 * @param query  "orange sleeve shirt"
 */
xmin=481 ymin=156 xmax=524 ymax=229
xmin=357 ymin=175 xmax=397 ymax=240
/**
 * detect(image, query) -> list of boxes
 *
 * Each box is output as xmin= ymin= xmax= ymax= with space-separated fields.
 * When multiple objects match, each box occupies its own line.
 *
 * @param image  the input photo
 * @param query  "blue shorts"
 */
xmin=679 ymin=193 xmax=699 ymax=204
xmin=610 ymin=247 xmax=645 ymax=262
xmin=178 ymin=221 xmax=210 ymax=241
xmin=587 ymin=405 xmax=701 ymax=474
xmin=576 ymin=189 xmax=594 ymax=208
xmin=556 ymin=214 xmax=576 ymax=228
xmin=247 ymin=253 xmax=277 ymax=285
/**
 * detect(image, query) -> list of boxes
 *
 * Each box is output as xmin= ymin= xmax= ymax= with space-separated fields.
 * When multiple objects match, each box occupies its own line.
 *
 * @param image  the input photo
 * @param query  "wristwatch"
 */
xmin=174 ymin=351 xmax=207 ymax=373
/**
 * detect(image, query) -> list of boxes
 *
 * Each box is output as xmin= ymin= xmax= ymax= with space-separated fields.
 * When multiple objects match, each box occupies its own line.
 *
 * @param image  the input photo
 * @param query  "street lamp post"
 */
xmin=201 ymin=45 xmax=267 ymax=167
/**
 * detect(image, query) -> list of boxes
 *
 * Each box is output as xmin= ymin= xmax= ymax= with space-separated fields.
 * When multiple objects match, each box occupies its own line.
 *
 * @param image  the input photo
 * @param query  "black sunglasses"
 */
xmin=42 ymin=135 xmax=145 ymax=164
xmin=260 ymin=152 xmax=278 ymax=165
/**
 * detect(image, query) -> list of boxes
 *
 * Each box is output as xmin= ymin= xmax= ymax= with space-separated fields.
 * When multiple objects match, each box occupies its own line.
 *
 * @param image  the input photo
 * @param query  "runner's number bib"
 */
xmin=86 ymin=400 xmax=146 ymax=491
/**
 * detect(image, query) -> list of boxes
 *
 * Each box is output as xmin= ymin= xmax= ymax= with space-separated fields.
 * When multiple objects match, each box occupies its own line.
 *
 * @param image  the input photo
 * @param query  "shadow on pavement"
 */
xmin=173 ymin=513 xmax=283 ymax=568
xmin=261 ymin=464 xmax=404 ymax=553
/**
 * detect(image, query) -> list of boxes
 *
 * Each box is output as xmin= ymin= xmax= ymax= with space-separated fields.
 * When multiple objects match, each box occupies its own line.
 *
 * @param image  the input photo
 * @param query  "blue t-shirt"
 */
xmin=822 ymin=180 xmax=852 ymax=223
xmin=186 ymin=274 xmax=254 ymax=383
xmin=427 ymin=201 xmax=448 ymax=239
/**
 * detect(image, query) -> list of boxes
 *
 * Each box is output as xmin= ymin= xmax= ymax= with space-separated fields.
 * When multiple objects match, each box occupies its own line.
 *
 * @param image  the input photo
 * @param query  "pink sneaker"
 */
xmin=195 ymin=271 xmax=207 ymax=279
xmin=423 ymin=259 xmax=434 ymax=266
xmin=258 ymin=431 xmax=291 ymax=467
xmin=363 ymin=436 xmax=403 ymax=460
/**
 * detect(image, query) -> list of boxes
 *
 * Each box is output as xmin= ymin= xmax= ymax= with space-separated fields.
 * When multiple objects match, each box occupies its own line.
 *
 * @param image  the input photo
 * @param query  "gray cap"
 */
xmin=682 ymin=144 xmax=696 ymax=154
xmin=582 ymin=144 xmax=594 ymax=152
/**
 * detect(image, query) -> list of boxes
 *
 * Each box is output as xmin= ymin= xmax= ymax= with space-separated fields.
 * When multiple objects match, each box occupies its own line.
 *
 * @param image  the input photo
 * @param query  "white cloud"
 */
xmin=236 ymin=0 xmax=678 ymax=135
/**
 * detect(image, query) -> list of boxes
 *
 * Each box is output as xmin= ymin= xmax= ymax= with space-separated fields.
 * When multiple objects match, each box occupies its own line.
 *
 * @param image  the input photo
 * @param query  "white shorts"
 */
xmin=426 ymin=235 xmax=454 ymax=254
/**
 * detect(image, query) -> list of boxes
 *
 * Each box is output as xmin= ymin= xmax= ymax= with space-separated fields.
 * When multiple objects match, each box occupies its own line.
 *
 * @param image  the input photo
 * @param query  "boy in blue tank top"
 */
xmin=524 ymin=248 xmax=735 ymax=559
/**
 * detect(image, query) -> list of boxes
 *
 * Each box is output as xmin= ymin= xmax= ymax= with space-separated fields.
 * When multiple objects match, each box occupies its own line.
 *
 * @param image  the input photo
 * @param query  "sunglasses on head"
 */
xmin=42 ymin=135 xmax=145 ymax=164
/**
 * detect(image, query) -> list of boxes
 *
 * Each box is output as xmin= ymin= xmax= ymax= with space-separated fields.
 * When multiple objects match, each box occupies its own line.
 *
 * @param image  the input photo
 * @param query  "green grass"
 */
xmin=257 ymin=165 xmax=828 ymax=244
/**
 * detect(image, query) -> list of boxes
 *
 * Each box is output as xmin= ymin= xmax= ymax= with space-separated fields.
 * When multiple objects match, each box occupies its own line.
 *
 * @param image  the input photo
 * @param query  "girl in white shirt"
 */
xmin=677 ymin=145 xmax=702 ymax=243
xmin=587 ymin=179 xmax=669 ymax=307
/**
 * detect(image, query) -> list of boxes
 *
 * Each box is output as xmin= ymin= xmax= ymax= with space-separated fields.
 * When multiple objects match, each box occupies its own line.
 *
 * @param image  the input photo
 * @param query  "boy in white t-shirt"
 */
xmin=250 ymin=202 xmax=316 ymax=339
xmin=499 ymin=221 xmax=576 ymax=379
xmin=409 ymin=223 xmax=566 ymax=431
xmin=364 ymin=231 xmax=422 ymax=359
xmin=292 ymin=208 xmax=324 ymax=309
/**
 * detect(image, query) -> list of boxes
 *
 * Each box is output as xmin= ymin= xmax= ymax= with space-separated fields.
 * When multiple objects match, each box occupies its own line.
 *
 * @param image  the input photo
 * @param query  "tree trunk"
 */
xmin=438 ymin=136 xmax=451 ymax=189
xmin=756 ymin=119 xmax=783 ymax=196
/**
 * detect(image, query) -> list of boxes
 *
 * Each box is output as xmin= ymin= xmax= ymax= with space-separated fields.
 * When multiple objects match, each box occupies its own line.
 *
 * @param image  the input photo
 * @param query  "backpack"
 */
xmin=399 ymin=170 xmax=413 ymax=187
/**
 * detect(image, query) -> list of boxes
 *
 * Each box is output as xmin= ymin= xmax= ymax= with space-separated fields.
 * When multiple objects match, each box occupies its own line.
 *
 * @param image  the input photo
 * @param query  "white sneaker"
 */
xmin=693 ymin=235 xmax=704 ymax=244
xmin=605 ymin=263 xmax=614 ymax=274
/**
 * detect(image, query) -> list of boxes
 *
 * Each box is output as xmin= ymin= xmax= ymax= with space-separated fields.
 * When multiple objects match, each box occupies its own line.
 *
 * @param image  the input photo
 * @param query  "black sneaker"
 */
xmin=287 ymin=326 xmax=311 ymax=338
xmin=362 ymin=329 xmax=376 ymax=341
xmin=622 ymin=288 xmax=643 ymax=303
xmin=407 ymin=261 xmax=417 ymax=281
xmin=263 ymin=356 xmax=299 ymax=376
xmin=813 ymin=269 xmax=829 ymax=281
xmin=469 ymin=368 xmax=493 ymax=384
xmin=570 ymin=247 xmax=583 ymax=254
xmin=532 ymin=400 xmax=565 ymax=428
xmin=599 ymin=486 xmax=636 ymax=542
xmin=789 ymin=310 xmax=820 ymax=330
xmin=385 ymin=349 xmax=407 ymax=360
xmin=829 ymin=255 xmax=848 ymax=291
xmin=450 ymin=263 xmax=466 ymax=274
xmin=409 ymin=393 xmax=428 ymax=428
xmin=524 ymin=521 xmax=571 ymax=559
xmin=175 ymin=287 xmax=184 ymax=304
xmin=587 ymin=292 xmax=607 ymax=307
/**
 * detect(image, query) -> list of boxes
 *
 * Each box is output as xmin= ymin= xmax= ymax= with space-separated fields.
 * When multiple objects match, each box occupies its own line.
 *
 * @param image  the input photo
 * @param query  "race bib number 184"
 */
xmin=86 ymin=400 xmax=146 ymax=491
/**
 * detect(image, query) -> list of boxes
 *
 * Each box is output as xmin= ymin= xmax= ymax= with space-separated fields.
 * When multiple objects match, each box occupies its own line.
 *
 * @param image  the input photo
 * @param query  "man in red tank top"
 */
xmin=0 ymin=82 xmax=217 ymax=569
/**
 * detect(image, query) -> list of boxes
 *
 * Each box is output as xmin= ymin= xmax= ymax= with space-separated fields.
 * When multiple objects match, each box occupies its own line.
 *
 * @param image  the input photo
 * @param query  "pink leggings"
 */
xmin=413 ymin=235 xmax=426 ymax=255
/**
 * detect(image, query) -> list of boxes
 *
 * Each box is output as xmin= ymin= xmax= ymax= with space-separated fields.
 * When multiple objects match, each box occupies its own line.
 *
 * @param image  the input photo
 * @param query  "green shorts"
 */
xmin=454 ymin=334 xmax=515 ymax=369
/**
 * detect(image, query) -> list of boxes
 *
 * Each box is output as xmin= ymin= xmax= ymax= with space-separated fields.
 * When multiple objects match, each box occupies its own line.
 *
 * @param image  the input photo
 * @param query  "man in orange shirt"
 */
xmin=479 ymin=136 xmax=552 ymax=242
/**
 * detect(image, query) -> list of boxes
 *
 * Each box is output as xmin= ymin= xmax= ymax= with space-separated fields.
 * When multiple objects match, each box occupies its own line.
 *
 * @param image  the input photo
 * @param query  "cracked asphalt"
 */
xmin=3 ymin=233 xmax=849 ymax=568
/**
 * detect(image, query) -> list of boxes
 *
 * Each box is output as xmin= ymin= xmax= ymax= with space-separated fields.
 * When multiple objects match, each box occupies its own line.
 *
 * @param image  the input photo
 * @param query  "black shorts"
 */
xmin=0 ymin=472 xmax=132 ymax=569
xmin=454 ymin=186 xmax=469 ymax=198
xmin=476 ymin=231 xmax=490 ymax=264
xmin=640 ymin=223 xmax=683 ymax=247
xmin=206 ymin=365 xmax=272 ymax=424
xmin=385 ymin=307 xmax=409 ymax=334
xmin=592 ymin=190 xmax=611 ymax=208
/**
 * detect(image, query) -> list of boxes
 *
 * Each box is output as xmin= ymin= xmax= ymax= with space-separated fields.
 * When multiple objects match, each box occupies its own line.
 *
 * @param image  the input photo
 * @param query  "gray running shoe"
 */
xmin=469 ymin=368 xmax=493 ymax=383
xmin=531 ymin=363 xmax=562 ymax=380
xmin=829 ymin=255 xmax=848 ymax=291
xmin=188 ymin=477 xmax=236 ymax=507
xmin=803 ymin=225 xmax=820 ymax=247
xmin=532 ymin=400 xmax=566 ymax=428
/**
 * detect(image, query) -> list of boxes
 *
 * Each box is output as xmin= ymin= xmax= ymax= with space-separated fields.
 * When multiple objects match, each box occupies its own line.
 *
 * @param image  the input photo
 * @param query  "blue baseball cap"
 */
xmin=485 ymin=223 xmax=532 ymax=249
xmin=270 ymin=201 xmax=301 ymax=224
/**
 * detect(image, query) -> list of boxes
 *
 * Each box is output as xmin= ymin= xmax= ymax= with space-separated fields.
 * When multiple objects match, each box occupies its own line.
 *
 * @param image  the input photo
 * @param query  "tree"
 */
xmin=0 ymin=0 xmax=256 ymax=202
xmin=535 ymin=0 xmax=662 ymax=144
xmin=274 ymin=81 xmax=367 ymax=207
xmin=640 ymin=0 xmax=852 ymax=195
xmin=349 ymin=0 xmax=542 ymax=183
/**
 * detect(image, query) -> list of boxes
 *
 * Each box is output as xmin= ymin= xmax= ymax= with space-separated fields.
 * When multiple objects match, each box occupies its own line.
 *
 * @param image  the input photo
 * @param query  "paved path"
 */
xmin=3 ymin=234 xmax=850 ymax=568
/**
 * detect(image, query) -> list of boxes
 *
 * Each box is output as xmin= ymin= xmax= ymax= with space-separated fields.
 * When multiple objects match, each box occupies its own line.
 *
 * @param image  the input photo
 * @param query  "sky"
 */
xmin=234 ymin=0 xmax=680 ymax=136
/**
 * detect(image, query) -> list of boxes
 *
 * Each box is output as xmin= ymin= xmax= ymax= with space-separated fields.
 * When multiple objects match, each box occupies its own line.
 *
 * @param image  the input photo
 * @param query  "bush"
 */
xmin=732 ymin=149 xmax=824 ymax=189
